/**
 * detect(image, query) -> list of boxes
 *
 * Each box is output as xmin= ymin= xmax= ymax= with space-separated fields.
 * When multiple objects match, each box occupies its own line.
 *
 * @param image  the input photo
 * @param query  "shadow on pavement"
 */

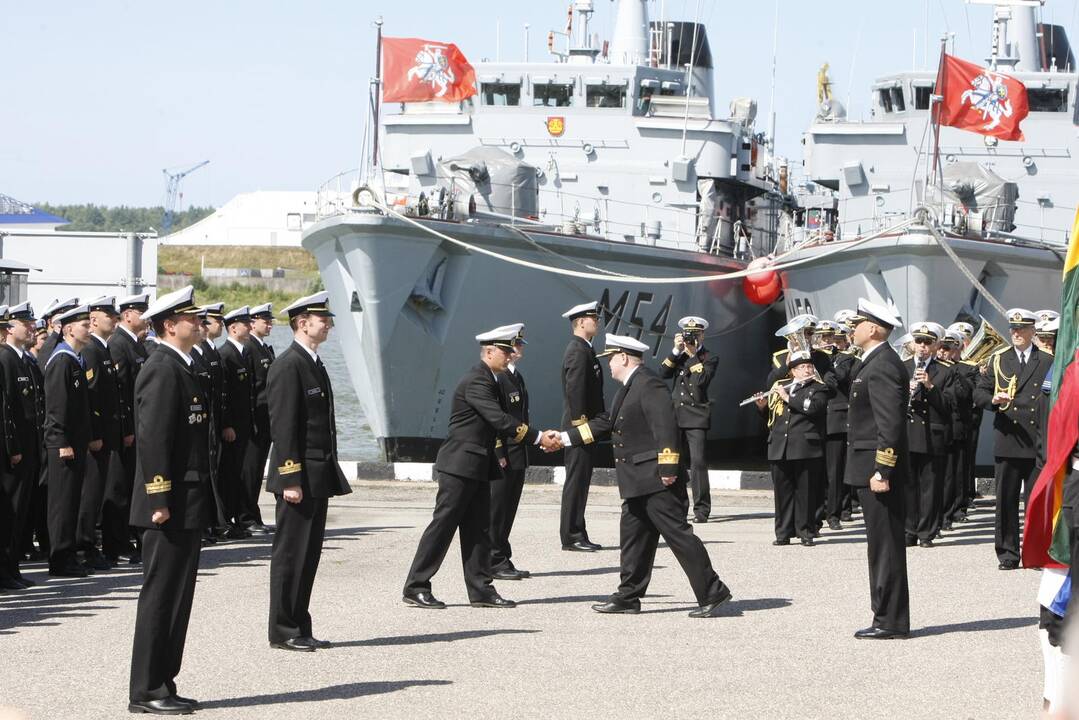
xmin=914 ymin=615 xmax=1036 ymax=637
xmin=644 ymin=597 xmax=793 ymax=616
xmin=333 ymin=629 xmax=538 ymax=648
xmin=528 ymin=565 xmax=660 ymax=578
xmin=198 ymin=680 xmax=453 ymax=709
xmin=519 ymin=593 xmax=669 ymax=606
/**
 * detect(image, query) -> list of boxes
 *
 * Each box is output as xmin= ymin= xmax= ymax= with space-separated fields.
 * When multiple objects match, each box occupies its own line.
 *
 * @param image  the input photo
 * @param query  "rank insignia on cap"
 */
xmin=1011 ymin=312 xmax=1022 ymax=322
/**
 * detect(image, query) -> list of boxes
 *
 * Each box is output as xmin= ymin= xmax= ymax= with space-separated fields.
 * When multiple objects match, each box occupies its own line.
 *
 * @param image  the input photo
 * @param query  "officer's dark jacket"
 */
xmin=191 ymin=348 xmax=217 ymax=457
xmin=43 ymin=345 xmax=94 ymax=452
xmin=561 ymin=335 xmax=605 ymax=430
xmin=904 ymin=357 xmax=953 ymax=456
xmin=198 ymin=339 xmax=225 ymax=426
xmin=844 ymin=343 xmax=909 ymax=486
xmin=973 ymin=346 xmax=1052 ymax=459
xmin=265 ymin=342 xmax=352 ymax=499
xmin=0 ymin=344 xmax=42 ymax=458
xmin=108 ymin=326 xmax=149 ymax=426
xmin=659 ymin=347 xmax=717 ymax=429
xmin=826 ymin=350 xmax=858 ymax=435
xmin=83 ymin=335 xmax=127 ymax=451
xmin=767 ymin=347 xmax=838 ymax=395
xmin=495 ymin=367 xmax=529 ymax=470
xmin=130 ymin=345 xmax=210 ymax=531
xmin=437 ymin=362 xmax=540 ymax=481
xmin=765 ymin=379 xmax=829 ymax=461
xmin=565 ymin=366 xmax=681 ymax=499
xmin=244 ymin=336 xmax=274 ymax=410
xmin=946 ymin=359 xmax=976 ymax=442
xmin=218 ymin=338 xmax=256 ymax=437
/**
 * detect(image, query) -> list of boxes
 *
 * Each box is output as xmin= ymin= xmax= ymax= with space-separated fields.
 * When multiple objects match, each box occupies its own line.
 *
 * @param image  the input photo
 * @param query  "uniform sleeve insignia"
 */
xmin=85 ymin=369 xmax=95 ymax=381
xmin=875 ymin=448 xmax=897 ymax=467
xmin=690 ymin=363 xmax=704 ymax=374
xmin=278 ymin=459 xmax=303 ymax=475
xmin=578 ymin=422 xmax=594 ymax=445
xmin=658 ymin=448 xmax=680 ymax=464
xmin=495 ymin=439 xmax=503 ymax=449
xmin=571 ymin=415 xmax=589 ymax=427
xmin=145 ymin=475 xmax=171 ymax=494
xmin=513 ymin=424 xmax=529 ymax=443
xmin=662 ymin=357 xmax=676 ymax=368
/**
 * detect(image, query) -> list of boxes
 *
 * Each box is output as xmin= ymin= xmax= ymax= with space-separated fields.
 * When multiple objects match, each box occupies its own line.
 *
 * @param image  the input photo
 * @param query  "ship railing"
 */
xmin=314 ymin=168 xmax=362 ymax=221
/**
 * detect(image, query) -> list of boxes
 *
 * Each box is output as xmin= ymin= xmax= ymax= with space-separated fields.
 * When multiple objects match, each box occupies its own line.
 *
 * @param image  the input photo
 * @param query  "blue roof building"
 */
xmin=0 ymin=194 xmax=69 ymax=227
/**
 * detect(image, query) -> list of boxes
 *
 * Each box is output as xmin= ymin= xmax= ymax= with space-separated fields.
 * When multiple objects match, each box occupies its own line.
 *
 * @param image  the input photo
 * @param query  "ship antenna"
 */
xmin=368 ymin=17 xmax=384 ymax=175
xmin=679 ymin=0 xmax=704 ymax=158
xmin=767 ymin=0 xmax=779 ymax=174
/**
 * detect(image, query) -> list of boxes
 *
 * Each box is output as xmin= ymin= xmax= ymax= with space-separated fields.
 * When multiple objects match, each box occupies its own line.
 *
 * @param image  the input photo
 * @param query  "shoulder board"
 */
xmin=959 ymin=359 xmax=978 ymax=366
xmin=771 ymin=349 xmax=788 ymax=368
xmin=938 ymin=360 xmax=954 ymax=367
xmin=1045 ymin=349 xmax=1055 ymax=357
xmin=820 ymin=347 xmax=834 ymax=355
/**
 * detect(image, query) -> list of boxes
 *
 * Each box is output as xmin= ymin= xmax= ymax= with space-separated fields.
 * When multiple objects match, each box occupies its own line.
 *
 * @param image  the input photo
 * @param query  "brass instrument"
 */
xmin=779 ymin=326 xmax=824 ymax=384
xmin=962 ymin=317 xmax=1008 ymax=365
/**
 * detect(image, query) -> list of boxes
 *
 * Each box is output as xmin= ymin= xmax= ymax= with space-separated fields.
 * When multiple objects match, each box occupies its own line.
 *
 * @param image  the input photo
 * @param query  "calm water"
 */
xmin=266 ymin=325 xmax=381 ymax=461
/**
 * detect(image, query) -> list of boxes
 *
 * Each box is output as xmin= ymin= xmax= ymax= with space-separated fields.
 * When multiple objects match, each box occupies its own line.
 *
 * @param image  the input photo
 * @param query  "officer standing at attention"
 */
xmin=266 ymin=292 xmax=352 ymax=651
xmin=660 ymin=316 xmax=717 ymax=524
xmin=243 ymin=302 xmax=276 ymax=536
xmin=127 ymin=285 xmax=210 ymax=716
xmin=491 ymin=328 xmax=532 ymax=581
xmin=218 ymin=306 xmax=257 ymax=539
xmin=403 ymin=324 xmax=559 ymax=609
xmin=44 ymin=304 xmax=100 ymax=578
xmin=559 ymin=301 xmax=606 ymax=552
xmin=190 ymin=310 xmax=218 ymax=547
xmin=938 ymin=330 xmax=973 ymax=531
xmin=561 ymin=334 xmax=732 ymax=617
xmin=36 ymin=297 xmax=79 ymax=373
xmin=824 ymin=311 xmax=858 ymax=527
xmin=947 ymin=321 xmax=980 ymax=515
xmin=197 ymin=303 xmax=228 ymax=538
xmin=974 ymin=308 xmax=1052 ymax=570
xmin=845 ymin=299 xmax=910 ymax=639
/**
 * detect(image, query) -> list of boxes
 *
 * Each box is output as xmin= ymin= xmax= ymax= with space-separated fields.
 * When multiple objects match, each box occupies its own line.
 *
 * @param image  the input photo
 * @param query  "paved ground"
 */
xmin=0 ymin=481 xmax=1044 ymax=719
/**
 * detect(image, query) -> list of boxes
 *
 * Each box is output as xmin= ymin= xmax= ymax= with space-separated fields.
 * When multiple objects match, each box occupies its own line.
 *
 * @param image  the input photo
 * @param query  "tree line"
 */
xmin=34 ymin=203 xmax=215 ymax=234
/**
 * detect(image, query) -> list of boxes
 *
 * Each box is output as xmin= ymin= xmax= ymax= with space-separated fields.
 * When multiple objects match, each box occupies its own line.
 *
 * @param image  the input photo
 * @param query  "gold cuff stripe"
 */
xmin=875 ymin=448 xmax=897 ymax=467
xmin=578 ymin=422 xmax=594 ymax=445
xmin=658 ymin=448 xmax=680 ymax=464
xmin=145 ymin=475 xmax=171 ymax=495
xmin=661 ymin=358 xmax=675 ymax=368
xmin=690 ymin=363 xmax=704 ymax=374
xmin=571 ymin=415 xmax=588 ymax=427
xmin=513 ymin=424 xmax=529 ymax=443
xmin=278 ymin=459 xmax=303 ymax=475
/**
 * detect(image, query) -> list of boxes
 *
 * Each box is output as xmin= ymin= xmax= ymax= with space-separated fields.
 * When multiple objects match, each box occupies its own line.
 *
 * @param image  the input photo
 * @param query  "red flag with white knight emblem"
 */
xmin=382 ymin=37 xmax=476 ymax=103
xmin=935 ymin=53 xmax=1029 ymax=141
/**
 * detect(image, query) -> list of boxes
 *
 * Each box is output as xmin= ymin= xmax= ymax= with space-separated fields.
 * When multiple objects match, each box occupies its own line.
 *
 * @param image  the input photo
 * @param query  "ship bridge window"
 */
xmin=878 ymin=89 xmax=893 ymax=113
xmin=533 ymin=82 xmax=574 ymax=107
xmin=877 ymin=86 xmax=905 ymax=113
xmin=586 ymin=83 xmax=626 ymax=108
xmin=914 ymin=85 xmax=933 ymax=110
xmin=481 ymin=82 xmax=521 ymax=106
xmin=1028 ymin=87 xmax=1068 ymax=112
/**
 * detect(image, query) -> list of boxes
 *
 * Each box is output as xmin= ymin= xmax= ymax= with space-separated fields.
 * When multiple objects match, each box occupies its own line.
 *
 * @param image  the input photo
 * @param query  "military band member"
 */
xmin=403 ymin=324 xmax=557 ymax=609
xmin=0 ymin=303 xmax=41 ymax=589
xmin=491 ymin=328 xmax=531 ymax=580
xmin=44 ymin=304 xmax=100 ymax=578
xmin=974 ymin=308 xmax=1052 ymax=570
xmin=825 ymin=311 xmax=859 ymax=526
xmin=660 ymin=316 xmax=717 ymax=523
xmin=218 ymin=306 xmax=258 ymax=539
xmin=1035 ymin=317 xmax=1058 ymax=356
xmin=767 ymin=314 xmax=838 ymax=393
xmin=127 ymin=286 xmax=210 ymax=715
xmin=903 ymin=322 xmax=954 ymax=548
xmin=242 ymin=302 xmax=276 ymax=536
xmin=758 ymin=352 xmax=830 ymax=546
xmin=938 ymin=330 xmax=973 ymax=530
xmin=559 ymin=301 xmax=605 ymax=552
xmin=266 ymin=292 xmax=351 ymax=651
xmin=195 ymin=303 xmax=227 ymax=539
xmin=562 ymin=334 xmax=732 ymax=617
xmin=36 ymin=296 xmax=79 ymax=373
xmin=846 ymin=299 xmax=910 ymax=639
xmin=948 ymin=320 xmax=979 ymax=512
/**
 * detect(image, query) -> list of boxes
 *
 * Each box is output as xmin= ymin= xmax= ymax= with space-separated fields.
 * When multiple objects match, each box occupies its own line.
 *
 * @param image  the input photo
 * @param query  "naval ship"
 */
xmin=303 ymin=0 xmax=791 ymax=462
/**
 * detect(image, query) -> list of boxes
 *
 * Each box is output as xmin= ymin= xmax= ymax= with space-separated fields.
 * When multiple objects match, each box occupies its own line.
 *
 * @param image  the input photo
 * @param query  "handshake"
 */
xmin=539 ymin=430 xmax=564 ymax=453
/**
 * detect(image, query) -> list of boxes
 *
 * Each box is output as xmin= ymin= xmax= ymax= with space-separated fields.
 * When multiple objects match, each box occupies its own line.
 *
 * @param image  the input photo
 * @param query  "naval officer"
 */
xmin=403 ymin=324 xmax=560 ymax=609
xmin=37 ymin=297 xmax=79 ymax=373
xmin=195 ymin=303 xmax=227 ymax=539
xmin=218 ymin=306 xmax=257 ymax=539
xmin=127 ymin=285 xmax=210 ymax=715
xmin=845 ymin=299 xmax=910 ymax=639
xmin=265 ymin=292 xmax=351 ymax=651
xmin=243 ymin=302 xmax=275 ymax=536
xmin=491 ymin=327 xmax=532 ymax=580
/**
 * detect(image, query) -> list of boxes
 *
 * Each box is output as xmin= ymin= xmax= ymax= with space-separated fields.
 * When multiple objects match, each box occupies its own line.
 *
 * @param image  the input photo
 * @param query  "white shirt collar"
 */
xmin=622 ymin=365 xmax=640 ymax=386
xmin=251 ymin=334 xmax=266 ymax=347
xmin=507 ymin=362 xmax=517 ymax=374
xmin=227 ymin=337 xmax=246 ymax=354
xmin=296 ymin=342 xmax=318 ymax=363
xmin=119 ymin=325 xmax=138 ymax=343
xmin=1016 ymin=345 xmax=1031 ymax=362
xmin=92 ymin=333 xmax=108 ymax=348
xmin=860 ymin=341 xmax=885 ymax=360
xmin=192 ymin=344 xmax=204 ymax=355
xmin=160 ymin=341 xmax=193 ymax=366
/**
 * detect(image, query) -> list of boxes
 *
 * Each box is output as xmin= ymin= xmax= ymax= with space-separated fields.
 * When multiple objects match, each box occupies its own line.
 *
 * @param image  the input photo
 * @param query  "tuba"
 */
xmin=962 ymin=317 xmax=1008 ymax=365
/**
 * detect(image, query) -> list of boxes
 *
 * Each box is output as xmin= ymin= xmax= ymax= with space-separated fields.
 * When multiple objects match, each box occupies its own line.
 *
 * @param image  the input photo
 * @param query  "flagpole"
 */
xmin=371 ymin=18 xmax=384 ymax=170
xmin=928 ymin=36 xmax=947 ymax=206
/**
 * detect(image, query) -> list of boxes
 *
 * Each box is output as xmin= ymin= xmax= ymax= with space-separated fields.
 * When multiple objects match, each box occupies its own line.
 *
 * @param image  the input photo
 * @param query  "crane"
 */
xmin=161 ymin=160 xmax=210 ymax=234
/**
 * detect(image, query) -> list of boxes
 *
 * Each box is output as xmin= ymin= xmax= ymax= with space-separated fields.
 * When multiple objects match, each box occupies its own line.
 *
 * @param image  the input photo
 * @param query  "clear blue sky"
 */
xmin=3 ymin=0 xmax=1076 ymax=208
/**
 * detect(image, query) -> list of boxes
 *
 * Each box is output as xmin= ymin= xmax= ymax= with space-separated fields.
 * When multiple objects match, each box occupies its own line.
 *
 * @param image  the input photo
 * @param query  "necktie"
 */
xmin=1019 ymin=352 xmax=1027 ymax=370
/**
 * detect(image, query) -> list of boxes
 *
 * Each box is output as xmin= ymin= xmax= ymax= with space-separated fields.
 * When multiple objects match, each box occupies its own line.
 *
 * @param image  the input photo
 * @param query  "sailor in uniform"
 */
xmin=845 ymin=298 xmax=910 ymax=639
xmin=217 ymin=306 xmax=257 ymax=539
xmin=491 ymin=327 xmax=532 ymax=580
xmin=974 ymin=308 xmax=1053 ymax=570
xmin=194 ymin=303 xmax=227 ymax=540
xmin=127 ymin=285 xmax=210 ymax=715
xmin=938 ymin=330 xmax=973 ymax=530
xmin=824 ymin=310 xmax=859 ymax=526
xmin=659 ymin=316 xmax=717 ymax=523
xmin=403 ymin=324 xmax=559 ymax=609
xmin=559 ymin=301 xmax=606 ymax=552
xmin=561 ymin=334 xmax=732 ymax=617
xmin=947 ymin=321 xmax=979 ymax=514
xmin=266 ymin=292 xmax=352 ymax=651
xmin=36 ymin=297 xmax=79 ymax=373
xmin=242 ymin=302 xmax=276 ymax=536
xmin=43 ymin=304 xmax=99 ymax=578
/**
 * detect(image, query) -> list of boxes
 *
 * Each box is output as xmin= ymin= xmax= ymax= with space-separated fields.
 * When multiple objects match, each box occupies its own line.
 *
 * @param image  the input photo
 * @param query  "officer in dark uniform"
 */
xmin=559 ymin=301 xmax=606 ymax=552
xmin=20 ymin=317 xmax=49 ymax=560
xmin=403 ymin=324 xmax=557 ymax=609
xmin=242 ymin=302 xmax=275 ymax=535
xmin=36 ymin=296 xmax=79 ymax=373
xmin=938 ymin=329 xmax=973 ymax=530
xmin=491 ymin=327 xmax=532 ymax=581
xmin=845 ymin=298 xmax=910 ymax=639
xmin=903 ymin=322 xmax=954 ymax=548
xmin=197 ymin=303 xmax=228 ymax=538
xmin=190 ymin=309 xmax=218 ymax=546
xmin=104 ymin=292 xmax=150 ymax=564
xmin=562 ymin=334 xmax=732 ymax=617
xmin=127 ymin=285 xmax=210 ymax=715
xmin=974 ymin=308 xmax=1053 ymax=570
xmin=758 ymin=352 xmax=830 ymax=546
xmin=266 ymin=292 xmax=352 ymax=651
xmin=43 ymin=304 xmax=99 ymax=578
xmin=947 ymin=321 xmax=980 ymax=514
xmin=824 ymin=312 xmax=859 ymax=527
xmin=218 ymin=306 xmax=257 ymax=539
xmin=0 ymin=303 xmax=41 ymax=589
xmin=659 ymin=315 xmax=717 ymax=523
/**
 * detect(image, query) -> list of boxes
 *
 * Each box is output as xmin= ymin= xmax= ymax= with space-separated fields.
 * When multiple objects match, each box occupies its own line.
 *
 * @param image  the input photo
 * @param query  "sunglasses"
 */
xmin=913 ymin=337 xmax=935 ymax=345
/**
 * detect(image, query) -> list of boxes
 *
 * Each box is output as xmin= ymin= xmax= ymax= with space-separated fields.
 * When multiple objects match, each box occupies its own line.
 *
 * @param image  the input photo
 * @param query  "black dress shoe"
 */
xmin=511 ymin=567 xmax=530 ymax=578
xmin=581 ymin=539 xmax=602 ymax=550
xmin=562 ymin=541 xmax=597 ymax=552
xmin=172 ymin=695 xmax=199 ymax=708
xmin=905 ymin=536 xmax=918 ymax=547
xmin=247 ymin=524 xmax=273 ymax=536
xmin=48 ymin=563 xmax=89 ymax=578
xmin=800 ymin=536 xmax=815 ymax=547
xmin=772 ymin=538 xmax=790 ymax=546
xmin=591 ymin=599 xmax=641 ymax=614
xmin=854 ymin=626 xmax=908 ymax=640
xmin=128 ymin=552 xmax=142 ymax=565
xmin=0 ymin=574 xmax=27 ymax=590
xmin=493 ymin=568 xmax=527 ymax=581
xmin=689 ymin=585 xmax=733 ymax=618
xmin=270 ymin=637 xmax=317 ymax=652
xmin=919 ymin=539 xmax=934 ymax=548
xmin=224 ymin=525 xmax=249 ymax=540
xmin=840 ymin=511 xmax=853 ymax=522
xmin=941 ymin=521 xmax=953 ymax=532
xmin=402 ymin=591 xmax=446 ymax=609
xmin=693 ymin=516 xmax=708 ymax=524
xmin=999 ymin=560 xmax=1020 ymax=570
xmin=471 ymin=594 xmax=516 ymax=608
xmin=128 ymin=697 xmax=193 ymax=714
xmin=827 ymin=518 xmax=842 ymax=531
xmin=84 ymin=551 xmax=113 ymax=571
xmin=302 ymin=636 xmax=332 ymax=649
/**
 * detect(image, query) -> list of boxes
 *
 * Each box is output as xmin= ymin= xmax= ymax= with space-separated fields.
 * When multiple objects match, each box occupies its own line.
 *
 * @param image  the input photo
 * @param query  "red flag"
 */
xmin=382 ymin=37 xmax=476 ymax=103
xmin=935 ymin=53 xmax=1029 ymax=141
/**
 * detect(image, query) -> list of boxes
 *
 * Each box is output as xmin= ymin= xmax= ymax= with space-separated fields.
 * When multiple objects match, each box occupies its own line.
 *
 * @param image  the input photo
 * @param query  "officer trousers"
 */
xmin=995 ymin=456 xmax=1037 ymax=564
xmin=824 ymin=434 xmax=849 ymax=522
xmin=129 ymin=528 xmax=202 ymax=703
xmin=964 ymin=421 xmax=982 ymax=504
xmin=206 ymin=435 xmax=228 ymax=530
xmin=241 ymin=409 xmax=270 ymax=527
xmin=218 ymin=433 xmax=250 ymax=527
xmin=269 ymin=493 xmax=328 ymax=643
xmin=613 ymin=482 xmax=725 ymax=605
xmin=857 ymin=484 xmax=909 ymax=632
xmin=102 ymin=444 xmax=139 ymax=558
xmin=46 ymin=450 xmax=86 ymax=569
xmin=76 ymin=446 xmax=111 ymax=554
xmin=0 ymin=453 xmax=36 ymax=579
xmin=771 ymin=457 xmax=821 ymax=541
xmin=22 ymin=471 xmax=49 ymax=555
xmin=680 ymin=428 xmax=710 ymax=520
xmin=905 ymin=453 xmax=944 ymax=542
xmin=942 ymin=441 xmax=968 ymax=523
xmin=490 ymin=464 xmax=525 ymax=572
xmin=560 ymin=445 xmax=594 ymax=546
xmin=404 ymin=471 xmax=494 ymax=602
